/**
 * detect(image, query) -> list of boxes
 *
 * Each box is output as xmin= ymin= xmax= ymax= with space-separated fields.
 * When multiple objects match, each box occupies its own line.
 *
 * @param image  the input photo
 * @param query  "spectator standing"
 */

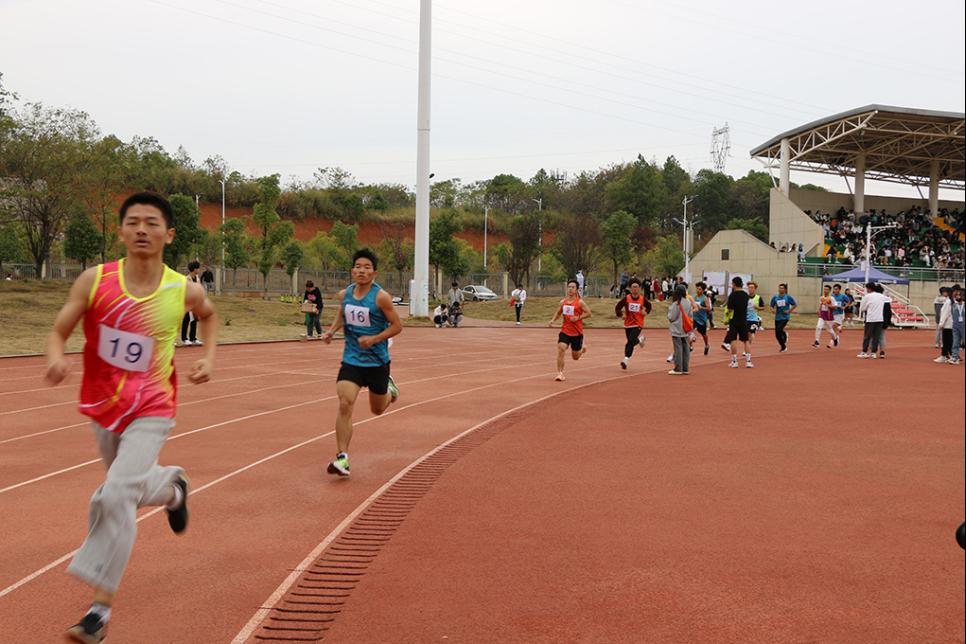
xmin=447 ymin=281 xmax=464 ymax=307
xmin=936 ymin=288 xmax=954 ymax=363
xmin=724 ymin=276 xmax=752 ymax=368
xmin=950 ymin=286 xmax=964 ymax=365
xmin=301 ymin=280 xmax=324 ymax=339
xmin=510 ymin=283 xmax=527 ymax=325
xmin=180 ymin=261 xmax=202 ymax=345
xmin=933 ymin=288 xmax=948 ymax=348
xmin=575 ymin=270 xmax=585 ymax=297
xmin=660 ymin=278 xmax=669 ymax=301
xmin=200 ymin=266 xmax=215 ymax=293
xmin=667 ymin=284 xmax=693 ymax=375
xmin=857 ymin=282 xmax=888 ymax=358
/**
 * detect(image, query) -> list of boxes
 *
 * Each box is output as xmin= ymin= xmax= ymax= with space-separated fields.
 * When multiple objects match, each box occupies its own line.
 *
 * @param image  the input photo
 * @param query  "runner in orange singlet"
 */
xmin=614 ymin=277 xmax=651 ymax=370
xmin=548 ymin=278 xmax=592 ymax=381
xmin=44 ymin=192 xmax=217 ymax=644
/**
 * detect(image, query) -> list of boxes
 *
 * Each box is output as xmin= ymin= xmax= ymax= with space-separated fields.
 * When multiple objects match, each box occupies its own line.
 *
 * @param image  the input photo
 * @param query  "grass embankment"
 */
xmin=0 ymin=281 xmax=431 ymax=356
xmin=460 ymin=296 xmax=824 ymax=330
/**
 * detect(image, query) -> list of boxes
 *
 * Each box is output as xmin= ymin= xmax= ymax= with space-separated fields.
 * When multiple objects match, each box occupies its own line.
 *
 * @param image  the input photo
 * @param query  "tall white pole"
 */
xmin=682 ymin=195 xmax=694 ymax=281
xmin=220 ymin=179 xmax=226 ymax=294
xmin=864 ymin=223 xmax=871 ymax=284
xmin=411 ymin=0 xmax=432 ymax=317
xmin=483 ymin=205 xmax=488 ymax=270
xmin=533 ymin=198 xmax=543 ymax=272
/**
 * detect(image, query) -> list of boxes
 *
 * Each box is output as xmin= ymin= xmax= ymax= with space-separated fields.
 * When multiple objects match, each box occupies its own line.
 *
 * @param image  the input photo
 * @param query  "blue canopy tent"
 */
xmin=822 ymin=266 xmax=910 ymax=285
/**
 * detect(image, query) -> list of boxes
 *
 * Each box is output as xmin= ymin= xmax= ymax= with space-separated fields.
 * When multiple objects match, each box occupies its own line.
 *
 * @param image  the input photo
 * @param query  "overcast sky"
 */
xmin=3 ymin=0 xmax=964 ymax=198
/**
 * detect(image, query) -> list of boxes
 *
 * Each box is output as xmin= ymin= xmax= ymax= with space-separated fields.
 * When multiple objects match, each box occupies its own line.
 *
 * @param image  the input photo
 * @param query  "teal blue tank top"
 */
xmin=341 ymin=283 xmax=390 ymax=367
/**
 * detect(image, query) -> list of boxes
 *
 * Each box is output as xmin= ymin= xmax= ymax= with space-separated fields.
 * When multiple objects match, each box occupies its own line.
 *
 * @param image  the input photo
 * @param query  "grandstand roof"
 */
xmin=750 ymin=105 xmax=965 ymax=190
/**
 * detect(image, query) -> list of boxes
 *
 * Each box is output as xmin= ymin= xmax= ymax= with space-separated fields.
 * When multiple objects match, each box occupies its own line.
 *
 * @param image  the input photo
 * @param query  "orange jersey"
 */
xmin=560 ymin=297 xmax=584 ymax=336
xmin=622 ymin=294 xmax=647 ymax=328
xmin=79 ymin=260 xmax=186 ymax=432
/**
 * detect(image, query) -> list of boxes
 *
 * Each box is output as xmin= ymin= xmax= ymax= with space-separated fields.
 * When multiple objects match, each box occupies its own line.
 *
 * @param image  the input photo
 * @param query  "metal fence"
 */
xmin=797 ymin=262 xmax=964 ymax=283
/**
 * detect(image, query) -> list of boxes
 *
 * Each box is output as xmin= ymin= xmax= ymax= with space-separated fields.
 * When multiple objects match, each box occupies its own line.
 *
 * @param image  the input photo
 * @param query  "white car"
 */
xmin=461 ymin=285 xmax=499 ymax=301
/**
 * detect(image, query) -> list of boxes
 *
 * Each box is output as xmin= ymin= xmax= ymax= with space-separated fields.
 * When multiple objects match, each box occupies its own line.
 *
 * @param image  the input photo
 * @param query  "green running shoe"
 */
xmin=387 ymin=376 xmax=399 ymax=403
xmin=327 ymin=454 xmax=350 ymax=476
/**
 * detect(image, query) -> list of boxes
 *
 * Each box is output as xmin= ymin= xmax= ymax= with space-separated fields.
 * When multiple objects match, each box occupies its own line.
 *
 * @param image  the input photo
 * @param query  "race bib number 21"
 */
xmin=97 ymin=324 xmax=155 ymax=372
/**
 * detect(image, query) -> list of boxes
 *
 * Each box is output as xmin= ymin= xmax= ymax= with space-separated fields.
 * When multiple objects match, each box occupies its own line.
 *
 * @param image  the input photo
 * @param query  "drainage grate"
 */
xmin=252 ymin=416 xmax=516 ymax=641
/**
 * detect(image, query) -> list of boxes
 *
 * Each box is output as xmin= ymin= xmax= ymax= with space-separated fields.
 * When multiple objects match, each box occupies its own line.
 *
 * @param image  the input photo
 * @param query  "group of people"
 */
xmin=806 ymin=206 xmax=964 ymax=271
xmin=934 ymin=285 xmax=965 ymax=365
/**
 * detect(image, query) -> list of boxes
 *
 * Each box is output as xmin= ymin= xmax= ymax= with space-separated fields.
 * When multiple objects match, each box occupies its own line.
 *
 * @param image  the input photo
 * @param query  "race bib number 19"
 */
xmin=98 ymin=324 xmax=155 ymax=372
xmin=345 ymin=304 xmax=371 ymax=328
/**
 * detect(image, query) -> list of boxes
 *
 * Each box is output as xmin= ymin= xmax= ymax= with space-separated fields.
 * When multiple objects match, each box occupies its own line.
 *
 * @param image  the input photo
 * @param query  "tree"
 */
xmin=163 ymin=194 xmax=201 ymax=269
xmin=221 ymin=217 xmax=250 ymax=285
xmin=306 ymin=231 xmax=346 ymax=290
xmin=725 ymin=217 xmax=769 ymax=242
xmin=377 ymin=223 xmax=412 ymax=295
xmin=83 ymin=135 xmax=126 ymax=262
xmin=497 ymin=213 xmax=541 ymax=287
xmin=552 ymin=214 xmax=601 ymax=279
xmin=641 ymin=236 xmax=684 ymax=277
xmin=692 ymin=169 xmax=736 ymax=235
xmin=282 ymin=241 xmax=304 ymax=293
xmin=600 ymin=210 xmax=637 ymax=284
xmin=605 ymin=157 xmax=668 ymax=227
xmin=429 ymin=209 xmax=462 ymax=295
xmin=0 ymin=103 xmax=98 ymax=277
xmin=63 ymin=211 xmax=101 ymax=269
xmin=0 ymin=223 xmax=26 ymax=272
xmin=251 ymin=174 xmax=293 ymax=293
xmin=330 ymin=220 xmax=358 ymax=256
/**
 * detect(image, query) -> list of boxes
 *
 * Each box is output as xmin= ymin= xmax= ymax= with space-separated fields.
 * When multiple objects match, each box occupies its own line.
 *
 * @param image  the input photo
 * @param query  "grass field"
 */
xmin=1 ymin=281 xmax=824 ymax=356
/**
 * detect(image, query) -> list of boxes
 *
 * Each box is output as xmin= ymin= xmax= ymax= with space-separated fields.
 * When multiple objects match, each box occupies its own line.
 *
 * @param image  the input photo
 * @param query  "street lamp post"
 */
xmin=219 ymin=178 xmax=226 ymax=294
xmin=674 ymin=196 xmax=695 ymax=281
xmin=531 ymin=197 xmax=543 ymax=272
xmin=864 ymin=222 xmax=899 ymax=283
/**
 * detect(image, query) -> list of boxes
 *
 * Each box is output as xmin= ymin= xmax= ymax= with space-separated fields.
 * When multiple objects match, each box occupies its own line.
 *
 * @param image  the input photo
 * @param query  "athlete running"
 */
xmin=615 ymin=277 xmax=651 ymax=369
xmin=549 ymin=279 xmax=591 ymax=381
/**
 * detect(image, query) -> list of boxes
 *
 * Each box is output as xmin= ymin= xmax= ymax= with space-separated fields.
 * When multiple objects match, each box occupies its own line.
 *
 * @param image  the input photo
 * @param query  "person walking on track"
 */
xmin=724 ymin=276 xmax=752 ymax=368
xmin=814 ymin=284 xmax=839 ymax=349
xmin=44 ymin=192 xmax=217 ymax=644
xmin=549 ymin=278 xmax=591 ymax=381
xmin=667 ymin=284 xmax=694 ymax=375
xmin=691 ymin=281 xmax=713 ymax=355
xmin=615 ymin=277 xmax=651 ymax=370
xmin=322 ymin=248 xmax=402 ymax=477
xmin=511 ymin=283 xmax=527 ymax=325
xmin=769 ymin=283 xmax=797 ymax=353
xmin=831 ymin=283 xmax=848 ymax=340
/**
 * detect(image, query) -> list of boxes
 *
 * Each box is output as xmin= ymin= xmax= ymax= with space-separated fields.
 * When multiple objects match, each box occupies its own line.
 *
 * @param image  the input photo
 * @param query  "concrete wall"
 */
xmin=789 ymin=187 xmax=964 ymax=216
xmin=689 ymin=228 xmax=950 ymax=312
xmin=768 ymin=188 xmax=825 ymax=256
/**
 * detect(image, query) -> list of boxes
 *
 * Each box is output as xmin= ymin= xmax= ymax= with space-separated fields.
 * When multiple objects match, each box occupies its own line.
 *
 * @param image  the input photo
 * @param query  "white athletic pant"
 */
xmin=68 ymin=417 xmax=181 ymax=593
xmin=815 ymin=318 xmax=837 ymax=343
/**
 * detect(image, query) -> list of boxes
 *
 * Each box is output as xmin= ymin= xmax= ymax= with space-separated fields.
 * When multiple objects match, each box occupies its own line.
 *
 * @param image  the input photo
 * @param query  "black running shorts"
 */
xmin=727 ymin=322 xmax=749 ymax=342
xmin=337 ymin=362 xmax=391 ymax=395
xmin=557 ymin=332 xmax=584 ymax=351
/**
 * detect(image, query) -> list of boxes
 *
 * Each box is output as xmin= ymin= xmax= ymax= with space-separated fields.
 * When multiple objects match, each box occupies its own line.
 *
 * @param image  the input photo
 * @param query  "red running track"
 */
xmin=0 ymin=328 xmax=962 ymax=643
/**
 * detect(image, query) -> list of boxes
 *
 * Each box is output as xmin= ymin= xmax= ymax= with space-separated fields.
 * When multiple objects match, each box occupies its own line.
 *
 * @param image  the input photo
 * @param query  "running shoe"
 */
xmin=193 ymin=339 xmax=204 ymax=346
xmin=387 ymin=376 xmax=399 ymax=403
xmin=948 ymin=358 xmax=961 ymax=365
xmin=638 ymin=335 xmax=646 ymax=346
xmin=870 ymin=354 xmax=878 ymax=359
xmin=668 ymin=369 xmax=683 ymax=375
xmin=721 ymin=343 xmax=730 ymax=351
xmin=704 ymin=346 xmax=709 ymax=355
xmin=856 ymin=352 xmax=869 ymax=358
xmin=620 ymin=361 xmax=627 ymax=370
xmin=666 ymin=355 xmax=673 ymax=363
xmin=65 ymin=613 xmax=107 ymax=644
xmin=812 ymin=341 xmax=820 ymax=348
xmin=833 ymin=337 xmax=839 ymax=347
xmin=878 ymin=352 xmax=885 ymax=359
xmin=729 ymin=360 xmax=739 ymax=369
xmin=746 ymin=361 xmax=754 ymax=368
xmin=555 ymin=372 xmax=566 ymax=382
xmin=327 ymin=454 xmax=350 ymax=476
xmin=933 ymin=356 xmax=947 ymax=364
xmin=166 ymin=474 xmax=190 ymax=534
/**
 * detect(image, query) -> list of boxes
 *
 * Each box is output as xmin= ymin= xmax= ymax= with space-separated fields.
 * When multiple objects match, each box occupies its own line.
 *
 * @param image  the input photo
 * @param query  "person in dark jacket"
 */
xmin=302 ymin=280 xmax=324 ymax=339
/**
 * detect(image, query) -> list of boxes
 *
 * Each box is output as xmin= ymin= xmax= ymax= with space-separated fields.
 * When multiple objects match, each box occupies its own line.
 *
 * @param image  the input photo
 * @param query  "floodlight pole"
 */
xmin=864 ymin=222 xmax=898 ymax=283
xmin=219 ymin=178 xmax=226 ymax=294
xmin=682 ymin=195 xmax=695 ymax=280
xmin=532 ymin=197 xmax=543 ymax=272
xmin=411 ymin=0 xmax=432 ymax=317
xmin=483 ymin=205 xmax=489 ymax=270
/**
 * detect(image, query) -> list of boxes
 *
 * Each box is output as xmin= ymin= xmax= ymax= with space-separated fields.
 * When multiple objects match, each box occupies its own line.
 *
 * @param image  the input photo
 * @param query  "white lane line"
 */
xmin=0 ymin=359 xmax=626 ymax=600
xmin=230 ymin=367 xmax=640 ymax=643
xmin=0 ymin=356 xmax=549 ymax=493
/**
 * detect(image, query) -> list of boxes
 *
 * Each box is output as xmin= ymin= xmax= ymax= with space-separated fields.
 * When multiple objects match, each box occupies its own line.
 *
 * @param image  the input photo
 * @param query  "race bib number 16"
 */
xmin=345 ymin=304 xmax=371 ymax=328
xmin=98 ymin=324 xmax=155 ymax=372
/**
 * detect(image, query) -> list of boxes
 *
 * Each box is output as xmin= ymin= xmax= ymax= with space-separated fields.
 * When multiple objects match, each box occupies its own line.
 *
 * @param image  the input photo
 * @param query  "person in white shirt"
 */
xmin=857 ymin=282 xmax=889 ymax=358
xmin=932 ymin=288 xmax=948 ymax=348
xmin=935 ymin=290 xmax=954 ymax=363
xmin=510 ymin=283 xmax=527 ymax=325
xmin=575 ymin=270 xmax=585 ymax=297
